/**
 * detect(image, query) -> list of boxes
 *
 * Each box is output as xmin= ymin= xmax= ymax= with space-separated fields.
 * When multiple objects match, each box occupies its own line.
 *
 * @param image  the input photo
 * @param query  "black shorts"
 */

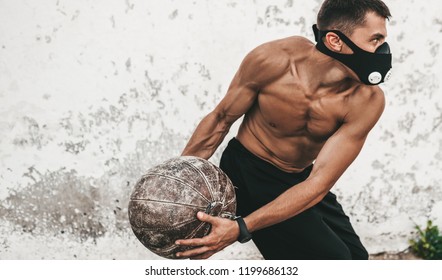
xmin=219 ymin=138 xmax=368 ymax=260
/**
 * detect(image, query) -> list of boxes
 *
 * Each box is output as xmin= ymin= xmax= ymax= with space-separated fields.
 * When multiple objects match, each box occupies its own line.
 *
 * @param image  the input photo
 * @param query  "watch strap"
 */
xmin=235 ymin=216 xmax=252 ymax=243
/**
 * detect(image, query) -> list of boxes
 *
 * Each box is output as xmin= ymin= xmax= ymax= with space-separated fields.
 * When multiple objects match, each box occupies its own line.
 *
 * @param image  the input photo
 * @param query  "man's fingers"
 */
xmin=189 ymin=242 xmax=230 ymax=259
xmin=175 ymin=212 xmax=219 ymax=246
xmin=196 ymin=211 xmax=217 ymax=223
xmin=176 ymin=238 xmax=202 ymax=247
xmin=174 ymin=212 xmax=234 ymax=259
xmin=176 ymin=246 xmax=211 ymax=258
xmin=175 ymin=234 xmax=212 ymax=246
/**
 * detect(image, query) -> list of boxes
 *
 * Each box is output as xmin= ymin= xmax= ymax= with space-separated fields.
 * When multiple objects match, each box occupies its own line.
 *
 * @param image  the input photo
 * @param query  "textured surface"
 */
xmin=0 ymin=0 xmax=441 ymax=259
xmin=128 ymin=156 xmax=236 ymax=258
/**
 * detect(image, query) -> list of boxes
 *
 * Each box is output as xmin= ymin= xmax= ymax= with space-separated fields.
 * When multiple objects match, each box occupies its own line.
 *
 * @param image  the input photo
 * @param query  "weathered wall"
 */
xmin=0 ymin=0 xmax=441 ymax=259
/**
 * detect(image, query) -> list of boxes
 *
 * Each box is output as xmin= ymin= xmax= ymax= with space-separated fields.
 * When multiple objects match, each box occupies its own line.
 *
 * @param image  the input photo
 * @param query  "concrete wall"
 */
xmin=0 ymin=0 xmax=441 ymax=259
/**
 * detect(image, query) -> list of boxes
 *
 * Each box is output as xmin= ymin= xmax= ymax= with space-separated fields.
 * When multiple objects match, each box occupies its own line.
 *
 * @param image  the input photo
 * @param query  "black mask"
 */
xmin=312 ymin=24 xmax=392 ymax=85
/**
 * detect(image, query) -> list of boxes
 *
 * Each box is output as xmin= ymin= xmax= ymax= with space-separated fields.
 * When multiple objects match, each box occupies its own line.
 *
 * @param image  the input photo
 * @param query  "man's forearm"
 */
xmin=182 ymin=111 xmax=232 ymax=159
xmin=244 ymin=176 xmax=330 ymax=233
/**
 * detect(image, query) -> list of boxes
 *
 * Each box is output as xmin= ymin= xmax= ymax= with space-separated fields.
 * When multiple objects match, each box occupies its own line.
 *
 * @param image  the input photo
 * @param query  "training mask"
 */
xmin=312 ymin=24 xmax=392 ymax=85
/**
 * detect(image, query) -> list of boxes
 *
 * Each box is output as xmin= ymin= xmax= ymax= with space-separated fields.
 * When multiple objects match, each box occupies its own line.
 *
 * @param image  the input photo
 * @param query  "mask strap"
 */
xmin=312 ymin=24 xmax=365 ymax=54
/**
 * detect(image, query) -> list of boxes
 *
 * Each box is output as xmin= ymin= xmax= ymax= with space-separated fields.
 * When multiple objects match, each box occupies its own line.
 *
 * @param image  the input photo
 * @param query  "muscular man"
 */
xmin=176 ymin=0 xmax=392 ymax=260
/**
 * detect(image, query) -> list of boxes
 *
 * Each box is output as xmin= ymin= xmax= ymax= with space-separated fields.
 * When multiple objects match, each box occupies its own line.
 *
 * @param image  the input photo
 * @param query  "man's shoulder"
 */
xmin=351 ymin=84 xmax=385 ymax=105
xmin=345 ymin=84 xmax=385 ymax=123
xmin=243 ymin=36 xmax=313 ymax=69
xmin=254 ymin=36 xmax=314 ymax=53
xmin=239 ymin=38 xmax=307 ymax=85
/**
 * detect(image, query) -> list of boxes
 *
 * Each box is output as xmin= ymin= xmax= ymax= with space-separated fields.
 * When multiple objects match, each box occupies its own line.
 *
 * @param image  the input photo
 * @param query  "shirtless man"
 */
xmin=176 ymin=0 xmax=392 ymax=259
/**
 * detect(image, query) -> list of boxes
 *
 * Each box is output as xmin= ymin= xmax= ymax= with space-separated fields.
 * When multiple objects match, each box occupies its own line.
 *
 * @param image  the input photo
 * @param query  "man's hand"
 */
xmin=175 ymin=212 xmax=240 ymax=259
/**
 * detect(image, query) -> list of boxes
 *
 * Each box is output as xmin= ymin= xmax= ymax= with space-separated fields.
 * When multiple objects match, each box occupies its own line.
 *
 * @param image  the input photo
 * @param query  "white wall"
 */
xmin=0 ymin=0 xmax=441 ymax=259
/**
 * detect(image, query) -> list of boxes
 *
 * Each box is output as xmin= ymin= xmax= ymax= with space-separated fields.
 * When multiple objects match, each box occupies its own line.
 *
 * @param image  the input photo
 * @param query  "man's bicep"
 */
xmin=309 ymin=125 xmax=367 ymax=190
xmin=213 ymin=81 xmax=258 ymax=124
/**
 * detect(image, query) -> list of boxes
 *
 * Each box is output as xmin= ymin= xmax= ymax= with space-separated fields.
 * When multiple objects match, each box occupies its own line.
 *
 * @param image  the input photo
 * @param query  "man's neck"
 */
xmin=306 ymin=49 xmax=359 ymax=92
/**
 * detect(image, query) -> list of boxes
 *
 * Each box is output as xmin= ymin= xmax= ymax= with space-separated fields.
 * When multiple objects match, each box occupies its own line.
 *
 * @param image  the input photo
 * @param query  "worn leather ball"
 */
xmin=128 ymin=156 xmax=236 ymax=259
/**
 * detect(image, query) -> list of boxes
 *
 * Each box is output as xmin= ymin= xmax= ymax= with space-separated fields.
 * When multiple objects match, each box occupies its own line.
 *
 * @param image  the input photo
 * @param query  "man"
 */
xmin=176 ymin=0 xmax=392 ymax=259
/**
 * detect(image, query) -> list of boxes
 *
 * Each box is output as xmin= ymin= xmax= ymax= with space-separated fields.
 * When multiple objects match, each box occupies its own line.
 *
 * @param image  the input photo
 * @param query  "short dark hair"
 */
xmin=317 ymin=0 xmax=391 ymax=35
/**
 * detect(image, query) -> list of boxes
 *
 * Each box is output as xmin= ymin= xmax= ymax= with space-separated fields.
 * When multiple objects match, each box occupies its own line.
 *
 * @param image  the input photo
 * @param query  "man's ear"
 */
xmin=324 ymin=32 xmax=343 ymax=52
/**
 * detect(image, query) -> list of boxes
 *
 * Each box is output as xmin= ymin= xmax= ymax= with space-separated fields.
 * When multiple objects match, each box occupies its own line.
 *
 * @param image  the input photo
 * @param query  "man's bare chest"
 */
xmin=254 ymin=81 xmax=347 ymax=141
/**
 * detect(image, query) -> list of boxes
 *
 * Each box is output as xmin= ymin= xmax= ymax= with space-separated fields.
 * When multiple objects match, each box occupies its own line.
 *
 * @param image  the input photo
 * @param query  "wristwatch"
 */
xmin=234 ymin=216 xmax=253 ymax=243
